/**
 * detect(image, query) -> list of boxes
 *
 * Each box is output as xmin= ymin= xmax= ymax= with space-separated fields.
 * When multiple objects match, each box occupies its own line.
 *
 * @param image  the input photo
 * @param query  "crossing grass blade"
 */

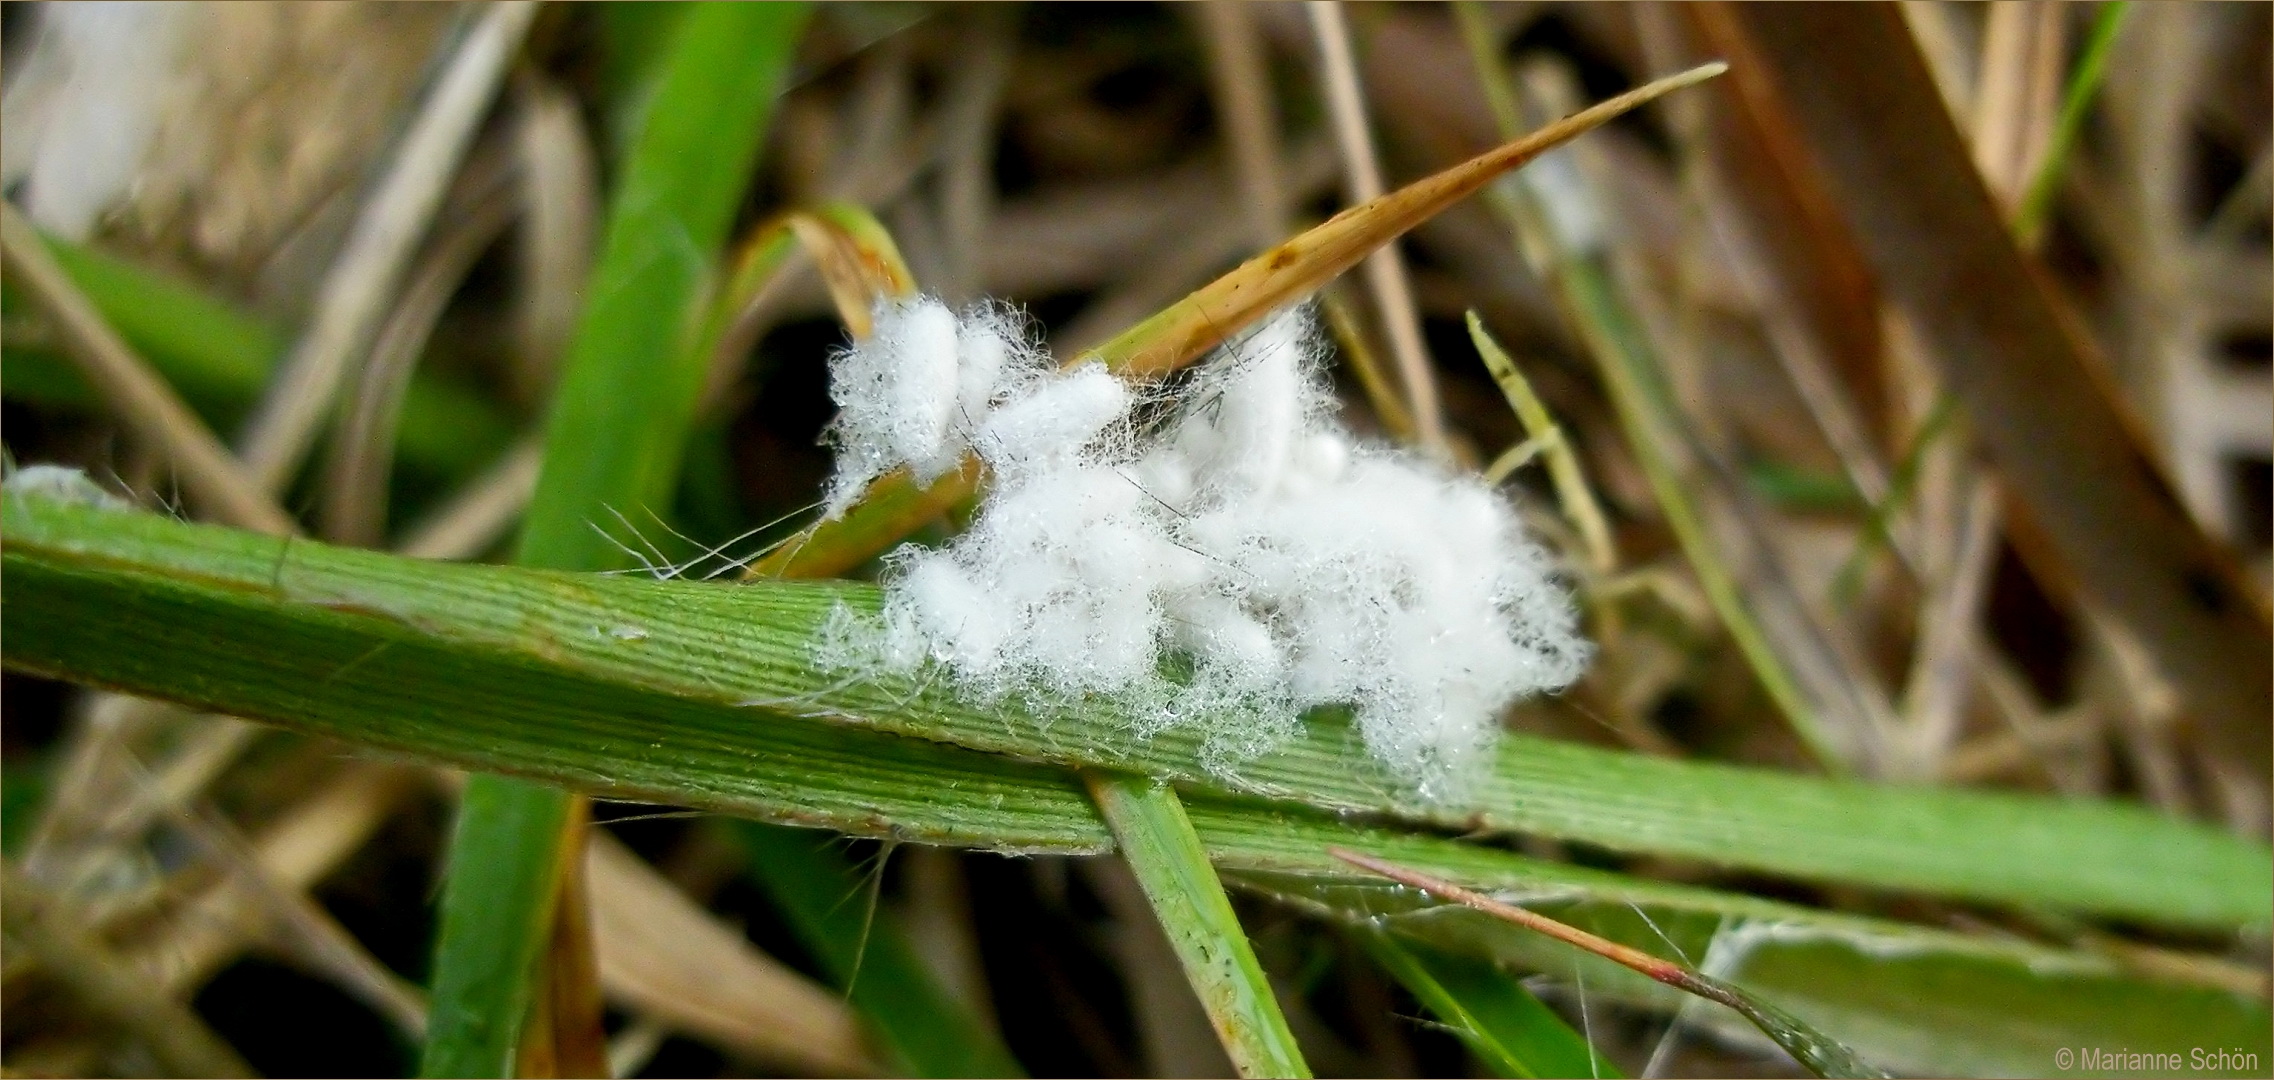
xmin=8 ymin=493 xmax=2265 ymax=933
xmin=418 ymin=775 xmax=579 ymax=1078
xmin=420 ymin=5 xmax=811 ymax=1076
xmin=5 ymin=488 xmax=2268 ymax=1077
xmin=692 ymin=194 xmax=1306 ymax=1079
xmin=1090 ymin=775 xmax=1310 ymax=1078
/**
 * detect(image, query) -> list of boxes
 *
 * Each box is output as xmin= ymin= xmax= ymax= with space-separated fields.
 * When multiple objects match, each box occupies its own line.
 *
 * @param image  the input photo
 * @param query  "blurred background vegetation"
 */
xmin=0 ymin=2 xmax=2267 ymax=1077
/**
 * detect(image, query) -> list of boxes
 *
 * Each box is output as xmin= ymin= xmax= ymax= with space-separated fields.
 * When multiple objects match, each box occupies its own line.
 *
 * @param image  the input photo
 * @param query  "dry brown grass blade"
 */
xmin=511 ymin=73 xmax=600 ymax=405
xmin=1307 ymin=0 xmax=1449 ymax=454
xmin=324 ymin=163 xmax=519 ymax=546
xmin=398 ymin=437 xmax=547 ymax=560
xmin=161 ymin=797 xmax=430 ymax=1039
xmin=2 ymin=863 xmax=256 ymax=1079
xmin=586 ymin=834 xmax=881 ymax=1076
xmin=0 ymin=205 xmax=299 ymax=537
xmin=1972 ymin=0 xmax=2066 ymax=209
xmin=1727 ymin=2 xmax=2274 ymax=780
xmin=536 ymin=798 xmax=608 ymax=1079
xmin=130 ymin=763 xmax=423 ymax=995
xmin=1900 ymin=481 xmax=2003 ymax=776
xmin=235 ymin=0 xmax=537 ymax=490
xmin=1192 ymin=1 xmax=1291 ymax=249
xmin=785 ymin=211 xmax=920 ymax=339
xmin=20 ymin=698 xmax=202 ymax=874
xmin=698 ymin=203 xmax=924 ymax=422
xmin=1666 ymin=2 xmax=1893 ymax=451
xmin=1084 ymin=60 xmax=1729 ymax=380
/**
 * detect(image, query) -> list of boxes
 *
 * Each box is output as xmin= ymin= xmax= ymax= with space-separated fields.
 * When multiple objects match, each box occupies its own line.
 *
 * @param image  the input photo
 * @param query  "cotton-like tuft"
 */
xmin=817 ymin=299 xmax=1589 ymax=796
xmin=823 ymin=298 xmax=1048 ymax=515
xmin=3 ymin=464 xmax=132 ymax=510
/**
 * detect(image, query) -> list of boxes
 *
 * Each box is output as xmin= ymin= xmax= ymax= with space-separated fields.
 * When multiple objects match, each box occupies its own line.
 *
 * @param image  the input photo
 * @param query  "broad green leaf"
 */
xmin=6 ymin=494 xmax=2264 ymax=934
xmin=1360 ymin=930 xmax=1611 ymax=1079
xmin=6 ymin=493 xmax=2267 ymax=1077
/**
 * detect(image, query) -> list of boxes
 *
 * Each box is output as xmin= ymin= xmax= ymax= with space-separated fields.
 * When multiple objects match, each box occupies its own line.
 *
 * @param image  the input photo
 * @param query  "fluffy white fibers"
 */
xmin=822 ymin=299 xmax=1049 ymax=515
xmin=818 ymin=297 xmax=1588 ymax=798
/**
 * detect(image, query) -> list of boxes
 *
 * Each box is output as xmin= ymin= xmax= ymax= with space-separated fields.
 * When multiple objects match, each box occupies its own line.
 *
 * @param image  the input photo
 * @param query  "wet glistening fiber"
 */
xmin=817 ymin=298 xmax=1588 ymax=798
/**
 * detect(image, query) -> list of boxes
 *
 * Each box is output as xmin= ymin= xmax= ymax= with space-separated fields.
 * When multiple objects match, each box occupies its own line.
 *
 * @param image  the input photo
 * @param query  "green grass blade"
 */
xmin=1360 ymin=930 xmax=1612 ymax=1079
xmin=429 ymin=772 xmax=573 ymax=1077
xmin=515 ymin=2 xmax=809 ymax=574
xmin=1090 ymin=775 xmax=1310 ymax=1078
xmin=2 ymin=235 xmax=512 ymax=478
xmin=422 ymin=5 xmax=811 ymax=1075
xmin=2016 ymin=2 xmax=2131 ymax=246
xmin=418 ymin=776 xmax=576 ymax=1078
xmin=5 ymin=495 xmax=2265 ymax=934
xmin=593 ymin=2 xmax=696 ymax=163
xmin=732 ymin=822 xmax=1024 ymax=1077
xmin=6 ymin=494 xmax=2266 ymax=1076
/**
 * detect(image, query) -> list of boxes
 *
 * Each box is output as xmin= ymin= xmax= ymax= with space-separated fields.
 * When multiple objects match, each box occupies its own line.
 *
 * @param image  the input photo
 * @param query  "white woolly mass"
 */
xmin=3 ymin=464 xmax=131 ymax=510
xmin=818 ymin=297 xmax=1588 ymax=797
xmin=822 ymin=301 xmax=1050 ymax=515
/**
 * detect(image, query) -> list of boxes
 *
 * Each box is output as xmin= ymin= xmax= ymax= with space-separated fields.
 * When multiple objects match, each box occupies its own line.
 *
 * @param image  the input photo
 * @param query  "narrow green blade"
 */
xmin=1091 ymin=775 xmax=1310 ymax=1078
xmin=513 ymin=1 xmax=808 ymax=575
xmin=417 ymin=776 xmax=576 ymax=1078
xmin=420 ymin=5 xmax=810 ymax=1076
xmin=2016 ymin=2 xmax=2132 ymax=244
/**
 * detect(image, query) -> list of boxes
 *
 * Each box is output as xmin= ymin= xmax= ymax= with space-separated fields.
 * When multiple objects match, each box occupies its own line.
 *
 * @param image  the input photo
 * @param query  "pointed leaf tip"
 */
xmin=1088 ymin=61 xmax=1729 ymax=379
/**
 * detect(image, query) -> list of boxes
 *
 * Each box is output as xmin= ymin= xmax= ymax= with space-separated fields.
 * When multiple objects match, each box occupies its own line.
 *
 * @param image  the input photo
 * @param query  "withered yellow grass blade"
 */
xmin=788 ymin=204 xmax=920 ymax=337
xmin=1086 ymin=61 xmax=1726 ymax=378
xmin=702 ymin=201 xmax=917 ymax=379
